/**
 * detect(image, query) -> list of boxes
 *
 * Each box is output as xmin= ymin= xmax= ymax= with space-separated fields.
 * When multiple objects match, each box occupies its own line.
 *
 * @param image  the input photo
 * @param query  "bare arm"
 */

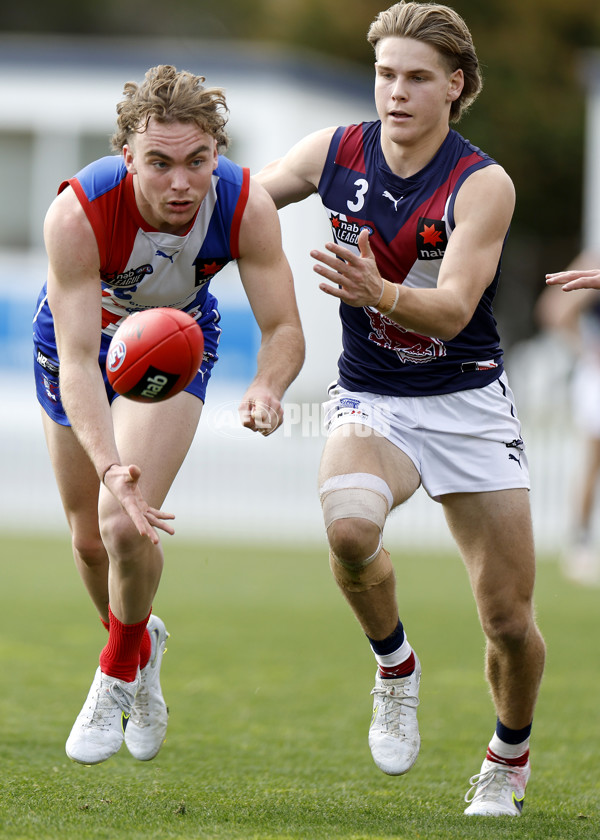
xmin=45 ymin=188 xmax=118 ymax=474
xmin=236 ymin=179 xmax=305 ymax=435
xmin=44 ymin=188 xmax=174 ymax=542
xmin=311 ymin=164 xmax=515 ymax=341
xmin=537 ymin=252 xmax=600 ymax=332
xmin=255 ymin=127 xmax=335 ymax=209
xmin=538 ymin=253 xmax=600 ymax=355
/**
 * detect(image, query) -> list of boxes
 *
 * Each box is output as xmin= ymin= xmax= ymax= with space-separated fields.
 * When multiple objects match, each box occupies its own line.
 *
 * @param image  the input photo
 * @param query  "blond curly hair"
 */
xmin=111 ymin=65 xmax=230 ymax=152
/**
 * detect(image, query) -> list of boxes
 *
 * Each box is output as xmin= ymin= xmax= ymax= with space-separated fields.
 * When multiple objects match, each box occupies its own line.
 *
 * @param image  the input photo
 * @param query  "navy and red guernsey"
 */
xmin=317 ymin=121 xmax=506 ymax=397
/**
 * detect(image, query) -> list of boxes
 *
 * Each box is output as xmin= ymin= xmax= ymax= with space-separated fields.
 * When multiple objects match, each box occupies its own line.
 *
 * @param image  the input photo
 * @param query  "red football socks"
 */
xmin=99 ymin=606 xmax=150 ymax=681
xmin=100 ymin=611 xmax=152 ymax=669
xmin=139 ymin=625 xmax=152 ymax=670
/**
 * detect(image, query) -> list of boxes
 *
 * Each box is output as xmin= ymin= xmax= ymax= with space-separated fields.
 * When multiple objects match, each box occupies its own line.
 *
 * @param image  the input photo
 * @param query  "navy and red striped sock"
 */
xmin=487 ymin=746 xmax=530 ymax=767
xmin=377 ymin=651 xmax=416 ymax=679
xmin=367 ymin=619 xmax=415 ymax=679
xmin=486 ymin=719 xmax=532 ymax=766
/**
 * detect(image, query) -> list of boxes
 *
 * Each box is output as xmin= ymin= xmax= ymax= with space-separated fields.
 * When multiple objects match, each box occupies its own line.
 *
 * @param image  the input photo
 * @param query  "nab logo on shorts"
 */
xmin=417 ymin=218 xmax=447 ymax=260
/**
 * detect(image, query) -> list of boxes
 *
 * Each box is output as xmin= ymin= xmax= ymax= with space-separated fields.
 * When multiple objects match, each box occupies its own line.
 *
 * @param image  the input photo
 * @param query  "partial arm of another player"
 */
xmin=546 ymin=268 xmax=600 ymax=291
xmin=311 ymin=164 xmax=515 ymax=341
xmin=44 ymin=189 xmax=174 ymax=542
xmin=536 ymin=251 xmax=600 ymax=339
xmin=236 ymin=179 xmax=305 ymax=435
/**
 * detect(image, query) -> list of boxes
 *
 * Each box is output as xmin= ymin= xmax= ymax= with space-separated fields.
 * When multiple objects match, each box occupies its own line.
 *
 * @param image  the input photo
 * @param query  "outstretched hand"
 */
xmin=310 ymin=228 xmax=383 ymax=307
xmin=546 ymin=269 xmax=600 ymax=292
xmin=103 ymin=464 xmax=175 ymax=545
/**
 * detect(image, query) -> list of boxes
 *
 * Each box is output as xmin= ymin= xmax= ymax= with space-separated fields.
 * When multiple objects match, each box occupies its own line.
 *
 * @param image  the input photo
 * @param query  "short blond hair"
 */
xmin=367 ymin=2 xmax=482 ymax=122
xmin=111 ymin=64 xmax=230 ymax=151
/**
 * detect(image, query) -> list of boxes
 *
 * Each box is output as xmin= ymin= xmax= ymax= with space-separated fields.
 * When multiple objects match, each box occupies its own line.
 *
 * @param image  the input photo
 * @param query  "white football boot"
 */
xmin=464 ymin=757 xmax=530 ymax=816
xmin=368 ymin=654 xmax=421 ymax=775
xmin=124 ymin=614 xmax=169 ymax=761
xmin=66 ymin=667 xmax=140 ymax=765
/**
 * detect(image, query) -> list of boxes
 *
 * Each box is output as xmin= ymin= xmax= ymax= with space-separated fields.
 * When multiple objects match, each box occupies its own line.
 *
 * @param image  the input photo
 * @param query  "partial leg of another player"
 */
xmin=563 ymin=433 xmax=600 ymax=585
xmin=319 ymin=425 xmax=423 ymax=775
xmin=442 ymin=488 xmax=546 ymax=816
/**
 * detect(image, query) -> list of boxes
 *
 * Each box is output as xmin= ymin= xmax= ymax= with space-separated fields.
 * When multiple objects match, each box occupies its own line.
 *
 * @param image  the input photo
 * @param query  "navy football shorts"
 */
xmin=33 ymin=306 xmax=221 ymax=427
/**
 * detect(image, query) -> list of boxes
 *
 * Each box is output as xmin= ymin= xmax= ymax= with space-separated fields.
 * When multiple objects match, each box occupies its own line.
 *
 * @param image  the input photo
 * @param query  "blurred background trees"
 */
xmin=2 ymin=0 xmax=600 ymax=343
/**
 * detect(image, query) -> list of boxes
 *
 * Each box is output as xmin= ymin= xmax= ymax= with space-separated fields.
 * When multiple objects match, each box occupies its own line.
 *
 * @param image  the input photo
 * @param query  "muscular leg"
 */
xmin=442 ymin=489 xmax=545 ymax=729
xmin=59 ymin=391 xmax=202 ymax=764
xmin=320 ymin=425 xmax=423 ymax=776
xmin=41 ymin=410 xmax=110 ymax=620
xmin=41 ymin=391 xmax=203 ymax=625
xmin=99 ymin=391 xmax=203 ymax=624
xmin=318 ymin=425 xmax=421 ymax=639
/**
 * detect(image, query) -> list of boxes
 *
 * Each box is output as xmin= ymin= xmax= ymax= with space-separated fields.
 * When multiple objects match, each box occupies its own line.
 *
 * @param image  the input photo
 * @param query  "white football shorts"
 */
xmin=323 ymin=372 xmax=530 ymax=501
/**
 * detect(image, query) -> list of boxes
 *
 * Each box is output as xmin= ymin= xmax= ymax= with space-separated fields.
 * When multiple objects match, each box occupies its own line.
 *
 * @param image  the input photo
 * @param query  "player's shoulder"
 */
xmin=451 ymin=131 xmax=514 ymax=196
xmin=243 ymin=170 xmax=279 ymax=223
xmin=44 ymin=183 xmax=99 ymax=264
xmin=76 ymin=154 xmax=126 ymax=179
xmin=67 ymin=155 xmax=128 ymax=201
xmin=325 ymin=120 xmax=381 ymax=172
xmin=45 ymin=180 xmax=90 ymax=234
xmin=453 ymin=159 xmax=515 ymax=227
xmin=462 ymin=160 xmax=514 ymax=196
xmin=327 ymin=121 xmax=373 ymax=149
xmin=215 ymin=154 xmax=246 ymax=185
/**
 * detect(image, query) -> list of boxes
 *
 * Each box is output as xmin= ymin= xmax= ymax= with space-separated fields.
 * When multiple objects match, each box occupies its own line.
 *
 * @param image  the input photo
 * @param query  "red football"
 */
xmin=106 ymin=308 xmax=204 ymax=402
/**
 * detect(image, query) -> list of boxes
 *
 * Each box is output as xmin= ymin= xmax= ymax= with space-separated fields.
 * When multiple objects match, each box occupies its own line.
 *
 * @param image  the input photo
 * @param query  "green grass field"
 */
xmin=0 ymin=533 xmax=598 ymax=840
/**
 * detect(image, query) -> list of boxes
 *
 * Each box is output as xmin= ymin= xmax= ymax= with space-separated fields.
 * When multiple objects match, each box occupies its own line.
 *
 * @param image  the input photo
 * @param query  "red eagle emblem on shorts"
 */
xmin=365 ymin=308 xmax=446 ymax=364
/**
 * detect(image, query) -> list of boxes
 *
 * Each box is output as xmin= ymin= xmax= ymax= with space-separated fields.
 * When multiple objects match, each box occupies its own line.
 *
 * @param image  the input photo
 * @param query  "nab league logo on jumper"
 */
xmin=102 ymin=264 xmax=154 ymax=288
xmin=416 ymin=218 xmax=448 ymax=260
xmin=330 ymin=214 xmax=374 ymax=246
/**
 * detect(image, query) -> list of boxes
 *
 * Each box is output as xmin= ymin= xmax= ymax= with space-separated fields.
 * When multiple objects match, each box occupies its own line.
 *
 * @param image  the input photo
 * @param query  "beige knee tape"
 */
xmin=320 ymin=473 xmax=393 ymax=531
xmin=329 ymin=546 xmax=393 ymax=592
